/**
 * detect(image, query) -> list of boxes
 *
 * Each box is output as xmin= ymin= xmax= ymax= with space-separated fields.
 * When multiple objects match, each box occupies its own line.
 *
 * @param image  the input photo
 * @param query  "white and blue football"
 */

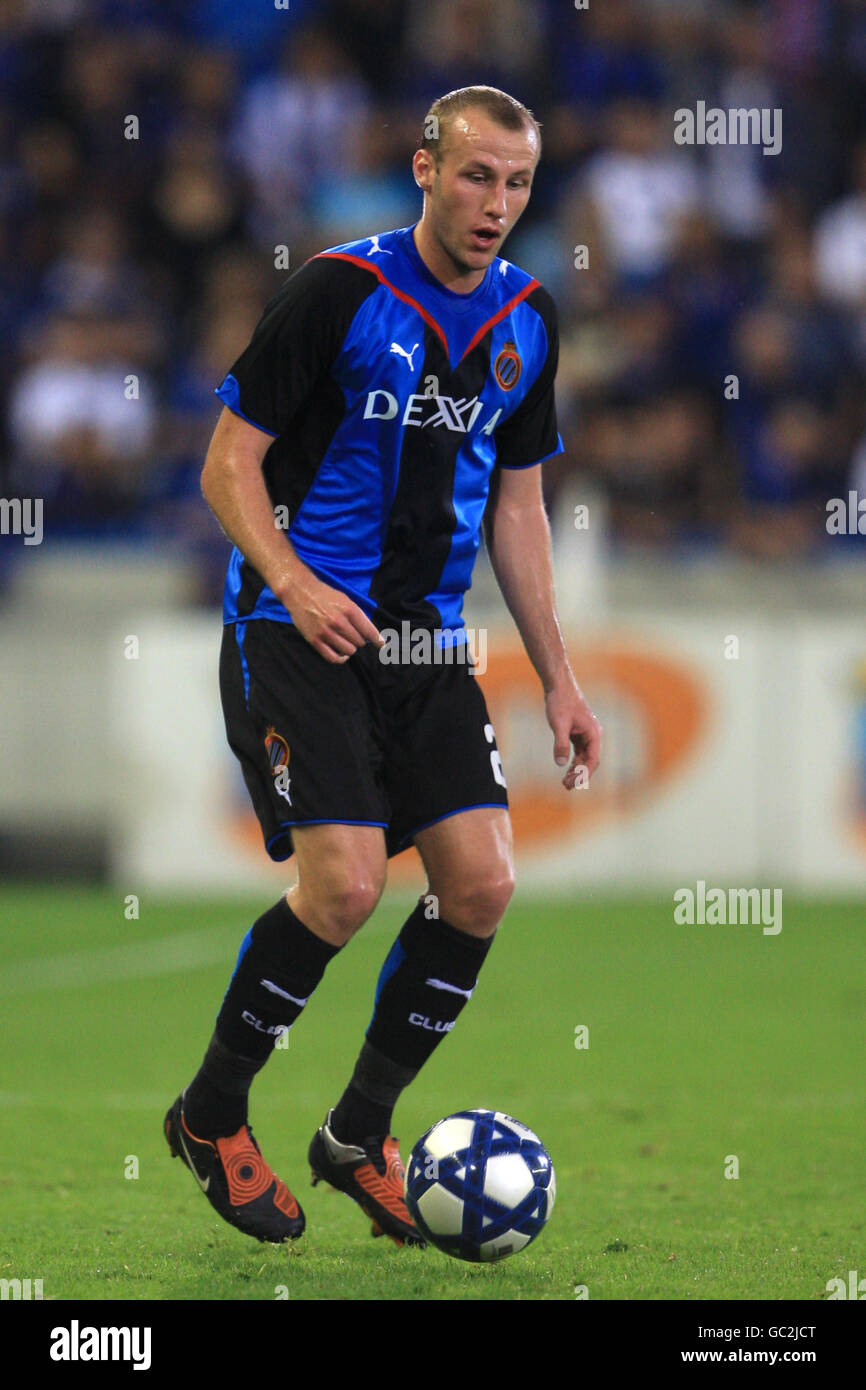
xmin=404 ymin=1109 xmax=556 ymax=1262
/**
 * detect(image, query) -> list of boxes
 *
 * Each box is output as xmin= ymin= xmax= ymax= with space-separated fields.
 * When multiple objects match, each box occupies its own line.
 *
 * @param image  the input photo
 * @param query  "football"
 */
xmin=404 ymin=1109 xmax=556 ymax=1261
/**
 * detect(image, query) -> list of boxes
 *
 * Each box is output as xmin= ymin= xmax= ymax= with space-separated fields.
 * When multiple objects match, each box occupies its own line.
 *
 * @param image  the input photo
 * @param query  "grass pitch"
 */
xmin=1 ymin=885 xmax=863 ymax=1301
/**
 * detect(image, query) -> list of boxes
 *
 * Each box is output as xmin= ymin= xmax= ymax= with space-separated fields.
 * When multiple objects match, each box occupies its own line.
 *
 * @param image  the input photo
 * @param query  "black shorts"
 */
xmin=220 ymin=618 xmax=509 ymax=861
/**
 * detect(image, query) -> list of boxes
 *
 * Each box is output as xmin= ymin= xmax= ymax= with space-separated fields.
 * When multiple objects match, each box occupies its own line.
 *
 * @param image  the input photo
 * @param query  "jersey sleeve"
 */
xmin=214 ymin=256 xmax=373 ymax=438
xmin=493 ymin=287 xmax=564 ymax=470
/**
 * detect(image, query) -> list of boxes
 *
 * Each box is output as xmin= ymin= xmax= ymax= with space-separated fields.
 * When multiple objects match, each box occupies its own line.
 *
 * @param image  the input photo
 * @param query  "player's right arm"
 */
xmin=201 ymin=406 xmax=381 ymax=663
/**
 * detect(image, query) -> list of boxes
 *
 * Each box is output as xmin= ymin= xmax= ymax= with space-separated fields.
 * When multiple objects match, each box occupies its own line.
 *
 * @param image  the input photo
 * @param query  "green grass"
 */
xmin=1 ymin=886 xmax=864 ymax=1301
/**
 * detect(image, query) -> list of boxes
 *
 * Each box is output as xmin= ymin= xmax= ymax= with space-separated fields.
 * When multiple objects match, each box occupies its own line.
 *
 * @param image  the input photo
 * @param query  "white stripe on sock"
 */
xmin=260 ymin=978 xmax=309 ymax=1007
xmin=425 ymin=976 xmax=473 ymax=1000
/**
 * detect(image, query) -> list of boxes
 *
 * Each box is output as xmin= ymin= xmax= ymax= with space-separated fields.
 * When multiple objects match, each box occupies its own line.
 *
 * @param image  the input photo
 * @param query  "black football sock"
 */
xmin=329 ymin=1041 xmax=418 ymax=1144
xmin=184 ymin=896 xmax=340 ymax=1138
xmin=330 ymin=902 xmax=495 ymax=1145
xmin=182 ymin=1036 xmax=258 ymax=1138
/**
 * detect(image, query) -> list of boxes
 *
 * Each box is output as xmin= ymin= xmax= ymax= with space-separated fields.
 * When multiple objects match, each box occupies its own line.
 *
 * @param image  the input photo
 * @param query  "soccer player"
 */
xmin=165 ymin=85 xmax=602 ymax=1247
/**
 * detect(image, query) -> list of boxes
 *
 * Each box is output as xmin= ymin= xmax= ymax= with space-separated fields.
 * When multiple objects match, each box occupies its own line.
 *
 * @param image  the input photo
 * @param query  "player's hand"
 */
xmin=545 ymin=679 xmax=602 ymax=790
xmin=284 ymin=575 xmax=384 ymax=663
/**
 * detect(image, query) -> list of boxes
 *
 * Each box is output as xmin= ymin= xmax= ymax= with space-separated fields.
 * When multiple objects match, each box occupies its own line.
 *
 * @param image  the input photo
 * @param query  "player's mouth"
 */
xmin=470 ymin=227 xmax=500 ymax=251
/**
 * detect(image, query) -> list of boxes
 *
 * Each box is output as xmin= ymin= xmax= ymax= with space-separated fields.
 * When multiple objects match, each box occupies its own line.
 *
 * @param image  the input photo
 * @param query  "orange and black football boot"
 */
xmin=308 ymin=1109 xmax=425 ymax=1247
xmin=164 ymin=1093 xmax=304 ymax=1244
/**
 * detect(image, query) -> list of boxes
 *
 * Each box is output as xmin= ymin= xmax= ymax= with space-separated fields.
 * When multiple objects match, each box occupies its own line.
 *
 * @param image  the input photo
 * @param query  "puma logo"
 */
xmin=390 ymin=341 xmax=419 ymax=370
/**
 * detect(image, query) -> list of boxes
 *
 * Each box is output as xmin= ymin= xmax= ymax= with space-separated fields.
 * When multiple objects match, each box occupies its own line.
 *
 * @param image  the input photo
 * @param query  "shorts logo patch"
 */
xmin=265 ymin=726 xmax=292 ymax=804
xmin=493 ymin=340 xmax=521 ymax=391
xmin=265 ymin=726 xmax=289 ymax=773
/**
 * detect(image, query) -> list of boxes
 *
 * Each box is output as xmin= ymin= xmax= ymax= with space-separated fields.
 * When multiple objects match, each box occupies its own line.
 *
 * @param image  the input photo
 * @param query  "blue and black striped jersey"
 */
xmin=215 ymin=223 xmax=563 ymax=638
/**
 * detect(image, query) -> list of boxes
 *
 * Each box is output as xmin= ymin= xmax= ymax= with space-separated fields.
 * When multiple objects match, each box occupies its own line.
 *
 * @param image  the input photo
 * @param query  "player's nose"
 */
xmin=484 ymin=182 xmax=508 ymax=218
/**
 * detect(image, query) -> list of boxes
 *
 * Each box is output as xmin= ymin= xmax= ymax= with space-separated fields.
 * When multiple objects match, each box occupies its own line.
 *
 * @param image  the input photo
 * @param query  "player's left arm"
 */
xmin=484 ymin=463 xmax=602 ymax=788
xmin=485 ymin=286 xmax=601 ymax=785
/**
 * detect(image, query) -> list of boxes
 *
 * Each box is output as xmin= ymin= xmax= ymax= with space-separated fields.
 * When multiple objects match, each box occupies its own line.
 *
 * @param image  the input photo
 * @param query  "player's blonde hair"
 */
xmin=420 ymin=86 xmax=542 ymax=167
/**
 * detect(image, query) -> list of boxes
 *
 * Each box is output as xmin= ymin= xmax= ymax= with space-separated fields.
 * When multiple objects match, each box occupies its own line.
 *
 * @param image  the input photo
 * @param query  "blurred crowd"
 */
xmin=2 ymin=0 xmax=866 ymax=595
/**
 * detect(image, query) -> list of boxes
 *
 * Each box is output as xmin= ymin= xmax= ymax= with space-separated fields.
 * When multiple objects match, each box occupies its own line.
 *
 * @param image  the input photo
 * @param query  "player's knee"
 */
xmin=438 ymin=866 xmax=514 ymax=937
xmin=315 ymin=872 xmax=385 ymax=944
xmin=475 ymin=869 xmax=515 ymax=931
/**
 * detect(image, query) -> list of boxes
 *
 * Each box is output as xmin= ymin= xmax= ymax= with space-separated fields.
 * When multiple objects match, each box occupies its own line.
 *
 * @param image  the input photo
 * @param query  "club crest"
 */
xmin=493 ymin=340 xmax=522 ymax=391
xmin=265 ymin=726 xmax=290 ymax=775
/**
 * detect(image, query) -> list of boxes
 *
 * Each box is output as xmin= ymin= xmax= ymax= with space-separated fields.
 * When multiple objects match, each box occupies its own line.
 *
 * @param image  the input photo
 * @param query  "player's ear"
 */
xmin=412 ymin=148 xmax=435 ymax=191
